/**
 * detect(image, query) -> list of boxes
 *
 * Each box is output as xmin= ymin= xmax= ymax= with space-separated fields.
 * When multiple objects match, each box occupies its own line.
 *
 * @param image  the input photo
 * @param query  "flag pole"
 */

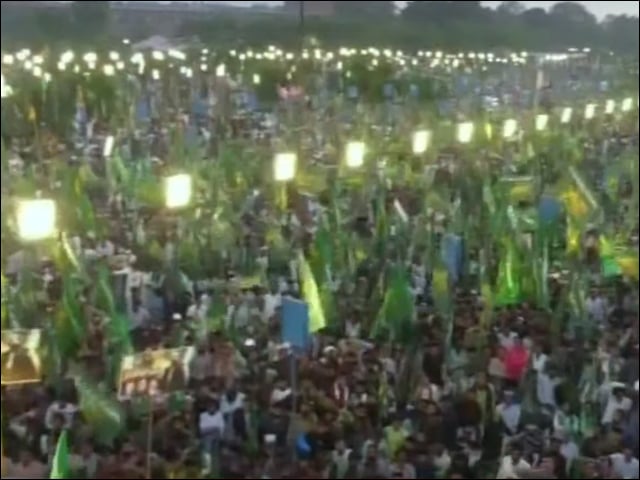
xmin=146 ymin=395 xmax=154 ymax=479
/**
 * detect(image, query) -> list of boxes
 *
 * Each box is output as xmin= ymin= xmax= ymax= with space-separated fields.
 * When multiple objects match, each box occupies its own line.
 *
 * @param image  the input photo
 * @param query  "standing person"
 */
xmin=198 ymin=398 xmax=225 ymax=470
xmin=5 ymin=450 xmax=47 ymax=479
xmin=503 ymin=336 xmax=529 ymax=389
xmin=609 ymin=446 xmax=639 ymax=479
xmin=602 ymin=384 xmax=632 ymax=426
xmin=497 ymin=444 xmax=531 ymax=479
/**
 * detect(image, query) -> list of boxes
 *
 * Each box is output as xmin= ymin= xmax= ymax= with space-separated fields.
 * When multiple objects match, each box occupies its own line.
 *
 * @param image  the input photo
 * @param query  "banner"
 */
xmin=118 ymin=347 xmax=195 ymax=400
xmin=1 ymin=329 xmax=42 ymax=385
xmin=281 ymin=298 xmax=310 ymax=350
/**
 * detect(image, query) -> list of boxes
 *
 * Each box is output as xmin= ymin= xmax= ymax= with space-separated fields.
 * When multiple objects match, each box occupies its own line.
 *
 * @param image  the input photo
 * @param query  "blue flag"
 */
xmin=442 ymin=234 xmax=464 ymax=284
xmin=281 ymin=298 xmax=310 ymax=350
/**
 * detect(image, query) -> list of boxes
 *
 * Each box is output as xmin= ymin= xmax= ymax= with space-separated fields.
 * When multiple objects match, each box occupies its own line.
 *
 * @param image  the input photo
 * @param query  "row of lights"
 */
xmin=1 ymin=46 xmax=541 ymax=76
xmin=273 ymin=98 xmax=637 ymax=181
xmin=14 ymin=94 xmax=637 ymax=241
xmin=16 ymin=173 xmax=193 ymax=242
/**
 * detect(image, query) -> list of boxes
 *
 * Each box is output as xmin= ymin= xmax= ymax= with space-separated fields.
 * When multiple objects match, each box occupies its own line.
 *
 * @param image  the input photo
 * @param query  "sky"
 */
xmin=214 ymin=1 xmax=640 ymax=19
xmin=482 ymin=1 xmax=639 ymax=19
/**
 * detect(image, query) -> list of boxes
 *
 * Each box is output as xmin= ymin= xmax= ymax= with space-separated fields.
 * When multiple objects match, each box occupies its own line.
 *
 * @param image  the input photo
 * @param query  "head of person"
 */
xmin=18 ymin=449 xmax=34 ymax=466
xmin=148 ymin=379 xmax=159 ymax=395
xmin=51 ymin=412 xmax=65 ymax=431
xmin=475 ymin=372 xmax=488 ymax=388
xmin=137 ymin=378 xmax=148 ymax=394
xmin=613 ymin=386 xmax=626 ymax=401
xmin=622 ymin=445 xmax=634 ymax=462
xmin=80 ymin=441 xmax=94 ymax=458
xmin=509 ymin=444 xmax=523 ymax=463
xmin=207 ymin=399 xmax=220 ymax=414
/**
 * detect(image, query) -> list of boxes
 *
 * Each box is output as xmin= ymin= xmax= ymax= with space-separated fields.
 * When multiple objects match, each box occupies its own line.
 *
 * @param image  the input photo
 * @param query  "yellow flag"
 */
xmin=298 ymin=252 xmax=326 ymax=333
xmin=616 ymin=256 xmax=638 ymax=280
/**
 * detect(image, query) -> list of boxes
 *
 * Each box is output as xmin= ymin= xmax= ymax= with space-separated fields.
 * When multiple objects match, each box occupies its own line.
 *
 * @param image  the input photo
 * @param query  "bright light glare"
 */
xmin=561 ymin=107 xmax=573 ymax=124
xmin=535 ymin=114 xmax=549 ymax=131
xmin=621 ymin=97 xmax=633 ymax=112
xmin=274 ymin=153 xmax=297 ymax=182
xmin=61 ymin=51 xmax=74 ymax=64
xmin=103 ymin=136 xmax=115 ymax=157
xmin=457 ymin=122 xmax=474 ymax=144
xmin=103 ymin=64 xmax=115 ymax=76
xmin=604 ymin=99 xmax=615 ymax=115
xmin=412 ymin=130 xmax=432 ymax=154
xmin=584 ymin=103 xmax=596 ymax=120
xmin=17 ymin=199 xmax=56 ymax=241
xmin=165 ymin=174 xmax=192 ymax=209
xmin=1 ymin=74 xmax=12 ymax=98
xmin=502 ymin=119 xmax=518 ymax=139
xmin=345 ymin=141 xmax=365 ymax=168
xmin=83 ymin=52 xmax=98 ymax=63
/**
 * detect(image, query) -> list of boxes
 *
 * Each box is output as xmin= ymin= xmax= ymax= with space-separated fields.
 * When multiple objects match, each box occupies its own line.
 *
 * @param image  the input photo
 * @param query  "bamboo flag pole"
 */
xmin=145 ymin=395 xmax=154 ymax=480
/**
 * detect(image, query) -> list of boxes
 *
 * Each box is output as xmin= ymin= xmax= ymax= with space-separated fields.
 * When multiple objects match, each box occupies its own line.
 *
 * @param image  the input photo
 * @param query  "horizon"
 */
xmin=205 ymin=1 xmax=639 ymax=19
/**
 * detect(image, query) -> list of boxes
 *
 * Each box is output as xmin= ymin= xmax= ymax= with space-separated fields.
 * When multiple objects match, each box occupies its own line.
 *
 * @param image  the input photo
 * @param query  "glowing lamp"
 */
xmin=164 ymin=174 xmax=192 ymax=209
xmin=17 ymin=199 xmax=56 ymax=241
xmin=412 ymin=130 xmax=432 ymax=155
xmin=345 ymin=142 xmax=365 ymax=168
xmin=274 ymin=153 xmax=297 ymax=182
xmin=457 ymin=122 xmax=474 ymax=144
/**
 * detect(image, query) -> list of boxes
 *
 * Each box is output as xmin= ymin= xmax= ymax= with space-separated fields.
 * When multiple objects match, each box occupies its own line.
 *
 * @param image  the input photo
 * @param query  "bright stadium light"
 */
xmin=83 ymin=52 xmax=98 ymax=63
xmin=412 ymin=130 xmax=432 ymax=154
xmin=561 ymin=107 xmax=573 ymax=124
xmin=165 ymin=174 xmax=192 ymax=209
xmin=103 ymin=136 xmax=115 ymax=157
xmin=345 ymin=141 xmax=365 ymax=168
xmin=216 ymin=64 xmax=226 ymax=77
xmin=1 ymin=74 xmax=12 ymax=99
xmin=535 ymin=114 xmax=549 ymax=131
xmin=502 ymin=118 xmax=518 ymax=139
xmin=605 ymin=99 xmax=615 ymax=115
xmin=584 ymin=103 xmax=596 ymax=120
xmin=457 ymin=122 xmax=474 ymax=144
xmin=17 ymin=199 xmax=56 ymax=241
xmin=60 ymin=50 xmax=75 ymax=63
xmin=621 ymin=97 xmax=633 ymax=112
xmin=103 ymin=64 xmax=115 ymax=76
xmin=274 ymin=153 xmax=297 ymax=182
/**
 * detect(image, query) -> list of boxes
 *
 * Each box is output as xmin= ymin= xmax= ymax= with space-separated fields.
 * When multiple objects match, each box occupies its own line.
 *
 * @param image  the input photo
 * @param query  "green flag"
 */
xmin=50 ymin=430 xmax=70 ymax=479
xmin=298 ymin=252 xmax=326 ymax=333
xmin=54 ymin=275 xmax=85 ymax=359
xmin=495 ymin=238 xmax=522 ymax=306
xmin=372 ymin=265 xmax=414 ymax=343
xmin=96 ymin=266 xmax=132 ymax=383
xmin=75 ymin=374 xmax=124 ymax=447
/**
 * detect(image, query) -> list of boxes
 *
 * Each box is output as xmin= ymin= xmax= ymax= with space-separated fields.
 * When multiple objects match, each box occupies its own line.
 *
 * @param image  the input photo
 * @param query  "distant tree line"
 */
xmin=1 ymin=1 xmax=638 ymax=55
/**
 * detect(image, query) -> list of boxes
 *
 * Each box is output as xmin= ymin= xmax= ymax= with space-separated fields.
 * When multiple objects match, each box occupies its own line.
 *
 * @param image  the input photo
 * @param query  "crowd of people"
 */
xmin=1 ymin=45 xmax=639 ymax=480
xmin=1 ymin=232 xmax=638 ymax=479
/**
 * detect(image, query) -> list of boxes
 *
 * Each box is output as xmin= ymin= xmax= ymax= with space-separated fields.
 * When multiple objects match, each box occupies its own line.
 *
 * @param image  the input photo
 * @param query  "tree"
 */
xmin=521 ymin=7 xmax=549 ymax=27
xmin=549 ymin=2 xmax=596 ymax=26
xmin=496 ymin=1 xmax=526 ymax=16
xmin=335 ymin=1 xmax=396 ymax=18
xmin=402 ymin=1 xmax=488 ymax=23
xmin=71 ymin=1 xmax=111 ymax=41
xmin=602 ymin=14 xmax=640 ymax=54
